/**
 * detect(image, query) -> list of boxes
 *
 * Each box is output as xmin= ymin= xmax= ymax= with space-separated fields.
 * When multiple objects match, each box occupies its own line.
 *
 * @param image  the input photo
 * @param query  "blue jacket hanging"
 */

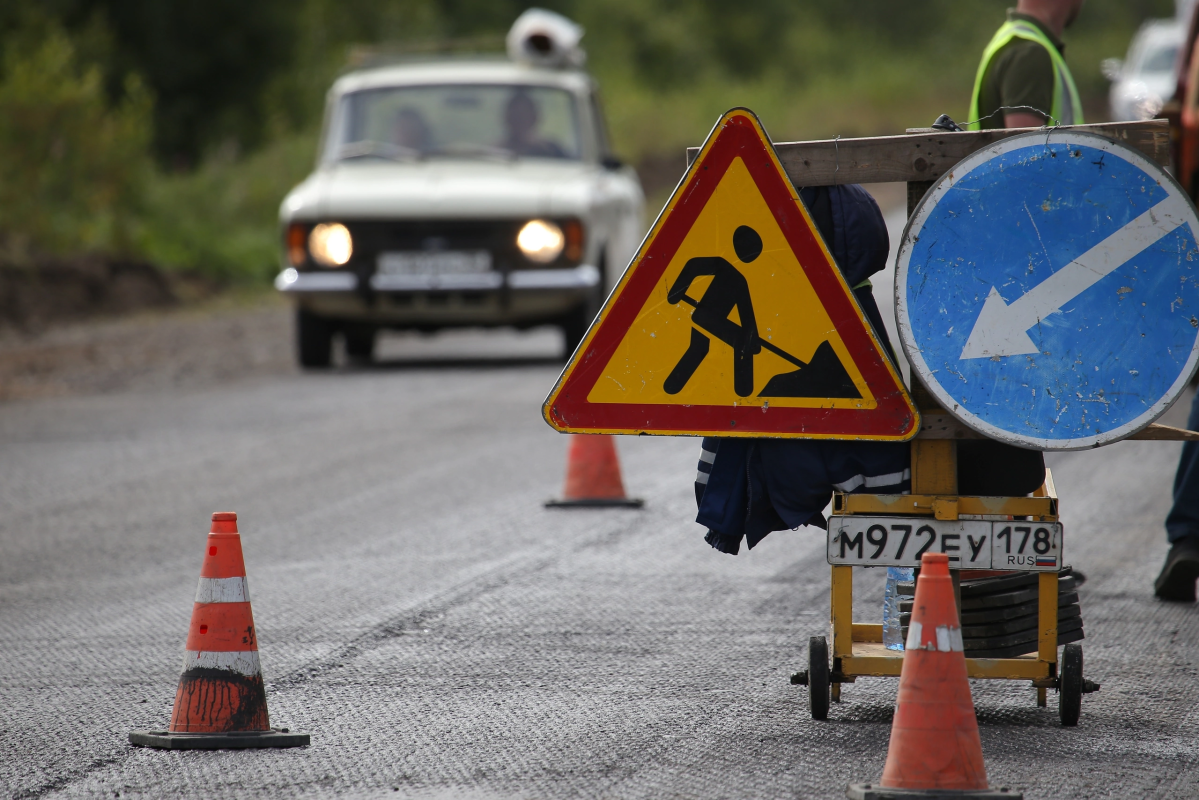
xmin=693 ymin=183 xmax=912 ymax=555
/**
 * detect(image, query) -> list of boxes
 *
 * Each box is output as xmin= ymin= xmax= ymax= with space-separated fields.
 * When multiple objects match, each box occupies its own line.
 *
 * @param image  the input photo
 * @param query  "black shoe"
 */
xmin=1154 ymin=538 xmax=1199 ymax=601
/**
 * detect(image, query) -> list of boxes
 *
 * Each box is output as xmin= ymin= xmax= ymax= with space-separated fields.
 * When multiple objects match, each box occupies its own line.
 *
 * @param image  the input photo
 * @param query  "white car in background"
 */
xmin=1104 ymin=18 xmax=1184 ymax=121
xmin=275 ymin=11 xmax=644 ymax=367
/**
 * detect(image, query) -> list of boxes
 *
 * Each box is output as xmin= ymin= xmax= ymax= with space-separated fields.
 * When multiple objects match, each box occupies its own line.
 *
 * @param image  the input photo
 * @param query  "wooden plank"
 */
xmin=686 ymin=119 xmax=1169 ymax=187
xmin=1032 ymin=468 xmax=1057 ymax=500
xmin=916 ymin=413 xmax=986 ymax=440
xmin=1128 ymin=422 xmax=1199 ymax=441
xmin=908 ymin=416 xmax=1193 ymax=441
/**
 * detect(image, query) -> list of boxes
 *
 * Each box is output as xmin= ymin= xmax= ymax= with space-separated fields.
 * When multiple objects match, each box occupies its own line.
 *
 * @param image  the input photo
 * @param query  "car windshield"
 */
xmin=1139 ymin=42 xmax=1179 ymax=74
xmin=327 ymin=83 xmax=582 ymax=163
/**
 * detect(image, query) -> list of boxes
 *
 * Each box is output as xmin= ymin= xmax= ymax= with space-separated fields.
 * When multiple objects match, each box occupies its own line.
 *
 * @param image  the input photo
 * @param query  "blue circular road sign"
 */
xmin=896 ymin=131 xmax=1199 ymax=450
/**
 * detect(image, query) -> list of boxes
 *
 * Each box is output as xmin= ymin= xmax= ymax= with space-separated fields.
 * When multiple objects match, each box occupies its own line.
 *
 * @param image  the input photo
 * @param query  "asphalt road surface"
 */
xmin=1 ymin=317 xmax=1197 ymax=800
xmin=4 ymin=203 xmax=1199 ymax=800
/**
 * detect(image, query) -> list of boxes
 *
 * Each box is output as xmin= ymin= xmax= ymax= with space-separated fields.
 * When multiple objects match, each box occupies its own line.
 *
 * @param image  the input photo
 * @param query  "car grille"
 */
xmin=342 ymin=220 xmax=527 ymax=273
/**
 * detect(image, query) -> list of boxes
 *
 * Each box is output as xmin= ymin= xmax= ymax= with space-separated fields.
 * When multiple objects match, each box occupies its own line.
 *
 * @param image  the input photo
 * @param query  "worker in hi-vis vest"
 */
xmin=953 ymin=1 xmax=1089 ymax=546
xmin=968 ymin=0 xmax=1085 ymax=130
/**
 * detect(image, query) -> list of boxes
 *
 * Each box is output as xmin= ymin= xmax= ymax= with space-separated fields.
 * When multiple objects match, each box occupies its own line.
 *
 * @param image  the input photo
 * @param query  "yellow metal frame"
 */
xmin=826 ymin=439 xmax=1063 ymax=707
xmin=801 ymin=140 xmax=1086 ymax=712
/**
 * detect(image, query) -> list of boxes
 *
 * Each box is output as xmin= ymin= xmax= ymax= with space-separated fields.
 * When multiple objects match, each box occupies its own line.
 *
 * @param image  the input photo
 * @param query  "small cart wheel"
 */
xmin=1059 ymin=643 xmax=1083 ymax=726
xmin=809 ymin=636 xmax=830 ymax=720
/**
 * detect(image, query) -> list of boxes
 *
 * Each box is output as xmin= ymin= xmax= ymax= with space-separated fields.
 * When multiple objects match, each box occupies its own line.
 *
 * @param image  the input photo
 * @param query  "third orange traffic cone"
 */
xmin=130 ymin=512 xmax=309 ymax=749
xmin=848 ymin=552 xmax=1020 ymax=799
xmin=545 ymin=434 xmax=643 ymax=508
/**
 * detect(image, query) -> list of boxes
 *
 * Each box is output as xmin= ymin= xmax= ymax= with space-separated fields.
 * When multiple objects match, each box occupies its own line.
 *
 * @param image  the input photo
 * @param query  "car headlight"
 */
xmin=309 ymin=223 xmax=353 ymax=267
xmin=517 ymin=219 xmax=564 ymax=264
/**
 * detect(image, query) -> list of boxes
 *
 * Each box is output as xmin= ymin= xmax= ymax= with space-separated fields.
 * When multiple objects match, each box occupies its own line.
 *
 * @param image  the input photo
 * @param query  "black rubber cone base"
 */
xmin=847 ymin=785 xmax=1021 ymax=799
xmin=129 ymin=729 xmax=309 ymax=750
xmin=544 ymin=497 xmax=644 ymax=508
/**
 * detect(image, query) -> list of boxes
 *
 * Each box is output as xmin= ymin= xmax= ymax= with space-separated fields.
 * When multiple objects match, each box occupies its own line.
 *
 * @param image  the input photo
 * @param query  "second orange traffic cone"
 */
xmin=130 ymin=512 xmax=309 ymax=749
xmin=848 ymin=552 xmax=1020 ymax=799
xmin=545 ymin=434 xmax=643 ymax=508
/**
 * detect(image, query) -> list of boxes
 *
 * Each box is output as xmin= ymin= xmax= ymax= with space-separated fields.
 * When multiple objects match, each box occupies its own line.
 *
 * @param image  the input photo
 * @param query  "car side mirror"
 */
xmin=601 ymin=155 xmax=624 ymax=170
xmin=1101 ymin=57 xmax=1123 ymax=82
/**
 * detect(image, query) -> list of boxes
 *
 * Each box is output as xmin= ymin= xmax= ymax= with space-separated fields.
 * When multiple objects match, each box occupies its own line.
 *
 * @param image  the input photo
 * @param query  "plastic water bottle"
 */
xmin=883 ymin=566 xmax=915 ymax=650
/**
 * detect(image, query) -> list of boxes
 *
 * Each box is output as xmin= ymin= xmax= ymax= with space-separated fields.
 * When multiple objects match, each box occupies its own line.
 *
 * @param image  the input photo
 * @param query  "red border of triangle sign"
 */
xmin=542 ymin=108 xmax=919 ymax=440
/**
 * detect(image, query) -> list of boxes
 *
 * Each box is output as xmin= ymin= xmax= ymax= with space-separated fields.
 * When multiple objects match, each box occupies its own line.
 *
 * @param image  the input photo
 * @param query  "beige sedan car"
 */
xmin=275 ymin=58 xmax=644 ymax=366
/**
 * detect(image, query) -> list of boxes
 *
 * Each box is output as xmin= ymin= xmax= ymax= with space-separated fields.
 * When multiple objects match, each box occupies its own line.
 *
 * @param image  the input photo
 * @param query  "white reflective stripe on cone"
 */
xmin=194 ymin=576 xmax=250 ymax=603
xmin=906 ymin=621 xmax=923 ymax=650
xmin=182 ymin=650 xmax=262 ymax=676
xmin=935 ymin=625 xmax=964 ymax=652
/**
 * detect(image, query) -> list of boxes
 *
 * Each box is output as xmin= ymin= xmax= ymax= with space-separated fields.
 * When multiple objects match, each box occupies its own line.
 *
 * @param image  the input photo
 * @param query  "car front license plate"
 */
xmin=377 ymin=250 xmax=492 ymax=275
xmin=827 ymin=516 xmax=1062 ymax=571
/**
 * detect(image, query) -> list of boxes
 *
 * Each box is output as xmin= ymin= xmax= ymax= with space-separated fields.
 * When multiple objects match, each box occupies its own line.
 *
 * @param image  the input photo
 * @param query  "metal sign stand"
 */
xmin=699 ymin=118 xmax=1199 ymax=726
xmin=817 ymin=405 xmax=1073 ymax=718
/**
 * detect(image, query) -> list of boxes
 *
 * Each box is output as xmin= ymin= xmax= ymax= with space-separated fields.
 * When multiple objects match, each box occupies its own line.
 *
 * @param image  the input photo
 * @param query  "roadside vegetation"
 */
xmin=0 ymin=0 xmax=1172 ymax=292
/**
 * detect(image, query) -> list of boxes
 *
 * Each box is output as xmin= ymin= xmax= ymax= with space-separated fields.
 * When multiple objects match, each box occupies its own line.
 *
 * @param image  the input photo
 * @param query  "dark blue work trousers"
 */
xmin=1166 ymin=391 xmax=1199 ymax=544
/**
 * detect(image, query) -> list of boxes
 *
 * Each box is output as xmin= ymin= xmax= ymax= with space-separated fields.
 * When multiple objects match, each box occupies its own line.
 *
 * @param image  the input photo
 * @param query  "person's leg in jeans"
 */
xmin=1155 ymin=391 xmax=1199 ymax=601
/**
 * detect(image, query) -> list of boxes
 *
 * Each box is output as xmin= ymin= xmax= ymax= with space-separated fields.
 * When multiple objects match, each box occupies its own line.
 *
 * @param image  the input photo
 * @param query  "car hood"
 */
xmin=282 ymin=159 xmax=600 ymax=221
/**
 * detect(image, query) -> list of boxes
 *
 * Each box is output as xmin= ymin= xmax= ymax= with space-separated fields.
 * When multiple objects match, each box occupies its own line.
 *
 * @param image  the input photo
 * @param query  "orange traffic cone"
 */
xmin=130 ymin=512 xmax=309 ymax=749
xmin=545 ymin=434 xmax=643 ymax=508
xmin=848 ymin=553 xmax=1020 ymax=799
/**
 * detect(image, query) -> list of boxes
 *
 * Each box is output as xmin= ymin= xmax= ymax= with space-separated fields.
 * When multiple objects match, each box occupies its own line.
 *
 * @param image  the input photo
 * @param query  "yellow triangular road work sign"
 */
xmin=543 ymin=109 xmax=919 ymax=440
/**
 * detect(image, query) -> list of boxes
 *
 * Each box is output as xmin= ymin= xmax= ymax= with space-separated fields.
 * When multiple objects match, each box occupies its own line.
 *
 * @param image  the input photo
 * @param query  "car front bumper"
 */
xmin=274 ymin=264 xmax=600 ymax=325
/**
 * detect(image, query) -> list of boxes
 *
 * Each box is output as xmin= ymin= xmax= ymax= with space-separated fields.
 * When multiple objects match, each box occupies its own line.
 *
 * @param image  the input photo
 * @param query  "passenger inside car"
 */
xmin=502 ymin=89 xmax=566 ymax=158
xmin=392 ymin=107 xmax=431 ymax=152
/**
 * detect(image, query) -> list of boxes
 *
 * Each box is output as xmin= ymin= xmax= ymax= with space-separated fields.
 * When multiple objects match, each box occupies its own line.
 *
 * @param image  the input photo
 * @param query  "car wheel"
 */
xmin=808 ymin=636 xmax=830 ymax=720
xmin=344 ymin=325 xmax=376 ymax=363
xmin=560 ymin=303 xmax=591 ymax=359
xmin=297 ymin=308 xmax=333 ymax=368
xmin=1059 ymin=643 xmax=1083 ymax=726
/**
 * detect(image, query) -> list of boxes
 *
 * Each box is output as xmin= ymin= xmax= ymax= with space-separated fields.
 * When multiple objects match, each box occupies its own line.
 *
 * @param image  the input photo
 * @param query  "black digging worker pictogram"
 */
xmin=664 ymin=225 xmax=862 ymax=400
xmin=664 ymin=225 xmax=763 ymax=396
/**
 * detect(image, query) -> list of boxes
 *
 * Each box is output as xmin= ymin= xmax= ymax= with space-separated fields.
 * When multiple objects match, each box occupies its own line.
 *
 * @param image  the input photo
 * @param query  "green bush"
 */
xmin=0 ymin=28 xmax=151 ymax=259
xmin=0 ymin=0 xmax=1176 ymax=289
xmin=138 ymin=132 xmax=317 ymax=283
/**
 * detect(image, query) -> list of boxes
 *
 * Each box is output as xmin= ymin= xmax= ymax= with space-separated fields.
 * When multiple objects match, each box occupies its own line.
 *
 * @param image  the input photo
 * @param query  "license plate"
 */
xmin=827 ymin=516 xmax=1062 ymax=571
xmin=377 ymin=251 xmax=492 ymax=275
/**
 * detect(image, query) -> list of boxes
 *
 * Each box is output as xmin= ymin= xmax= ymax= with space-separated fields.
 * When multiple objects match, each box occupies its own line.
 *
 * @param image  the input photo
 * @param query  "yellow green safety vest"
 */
xmin=967 ymin=19 xmax=1083 ymax=130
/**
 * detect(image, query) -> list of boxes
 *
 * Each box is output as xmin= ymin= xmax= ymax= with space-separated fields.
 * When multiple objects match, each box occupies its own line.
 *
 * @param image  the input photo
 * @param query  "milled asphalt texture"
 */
xmin=2 ymin=328 xmax=1198 ymax=799
xmin=3 ymin=208 xmax=1199 ymax=798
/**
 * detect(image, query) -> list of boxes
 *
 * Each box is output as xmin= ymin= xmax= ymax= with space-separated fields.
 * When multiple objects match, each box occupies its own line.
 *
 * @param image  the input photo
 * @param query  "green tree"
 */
xmin=0 ymin=27 xmax=151 ymax=257
xmin=39 ymin=0 xmax=300 ymax=166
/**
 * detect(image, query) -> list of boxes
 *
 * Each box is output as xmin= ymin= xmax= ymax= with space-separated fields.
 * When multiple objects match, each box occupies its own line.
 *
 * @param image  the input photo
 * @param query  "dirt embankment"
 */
xmin=0 ymin=291 xmax=294 ymax=402
xmin=0 ymin=253 xmax=293 ymax=402
xmin=0 ymin=256 xmax=184 ymax=329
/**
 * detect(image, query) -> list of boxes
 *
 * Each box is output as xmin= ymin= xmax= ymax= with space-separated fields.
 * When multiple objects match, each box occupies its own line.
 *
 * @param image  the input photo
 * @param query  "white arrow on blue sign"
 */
xmin=896 ymin=130 xmax=1199 ymax=450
